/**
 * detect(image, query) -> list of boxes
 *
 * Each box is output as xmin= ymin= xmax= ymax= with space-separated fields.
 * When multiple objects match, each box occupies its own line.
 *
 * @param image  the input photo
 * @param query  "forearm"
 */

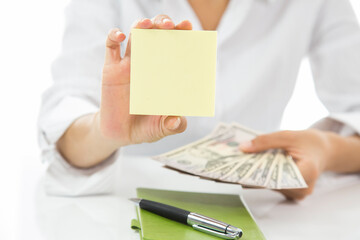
xmin=326 ymin=133 xmax=360 ymax=173
xmin=57 ymin=112 xmax=120 ymax=168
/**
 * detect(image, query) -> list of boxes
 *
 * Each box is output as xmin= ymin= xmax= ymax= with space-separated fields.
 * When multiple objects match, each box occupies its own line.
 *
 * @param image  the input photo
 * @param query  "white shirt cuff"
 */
xmin=39 ymin=96 xmax=120 ymax=196
xmin=43 ymin=149 xmax=120 ymax=196
xmin=312 ymin=112 xmax=360 ymax=136
xmin=39 ymin=95 xmax=99 ymax=144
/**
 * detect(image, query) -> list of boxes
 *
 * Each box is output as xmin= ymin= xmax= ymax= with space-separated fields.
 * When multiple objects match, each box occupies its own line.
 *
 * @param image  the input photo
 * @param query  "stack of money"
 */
xmin=153 ymin=123 xmax=307 ymax=189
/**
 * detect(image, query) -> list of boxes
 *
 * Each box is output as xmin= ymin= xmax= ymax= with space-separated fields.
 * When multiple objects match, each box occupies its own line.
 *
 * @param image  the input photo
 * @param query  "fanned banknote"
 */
xmin=153 ymin=122 xmax=307 ymax=190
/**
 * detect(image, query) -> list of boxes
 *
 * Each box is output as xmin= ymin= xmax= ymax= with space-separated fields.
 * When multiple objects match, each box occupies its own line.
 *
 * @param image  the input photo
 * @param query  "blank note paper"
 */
xmin=130 ymin=29 xmax=217 ymax=116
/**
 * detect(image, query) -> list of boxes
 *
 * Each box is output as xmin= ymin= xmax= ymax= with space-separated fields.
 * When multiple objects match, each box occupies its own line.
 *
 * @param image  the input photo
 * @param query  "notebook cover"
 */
xmin=131 ymin=188 xmax=266 ymax=240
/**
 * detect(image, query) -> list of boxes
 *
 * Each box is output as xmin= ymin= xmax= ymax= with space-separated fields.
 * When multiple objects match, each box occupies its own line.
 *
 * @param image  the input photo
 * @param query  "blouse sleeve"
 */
xmin=38 ymin=0 xmax=121 ymax=196
xmin=309 ymin=0 xmax=360 ymax=136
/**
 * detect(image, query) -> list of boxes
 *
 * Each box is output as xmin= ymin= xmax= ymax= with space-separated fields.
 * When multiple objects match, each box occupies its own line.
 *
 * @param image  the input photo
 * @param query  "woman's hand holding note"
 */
xmin=57 ymin=16 xmax=191 ymax=168
xmin=99 ymin=16 xmax=190 ymax=147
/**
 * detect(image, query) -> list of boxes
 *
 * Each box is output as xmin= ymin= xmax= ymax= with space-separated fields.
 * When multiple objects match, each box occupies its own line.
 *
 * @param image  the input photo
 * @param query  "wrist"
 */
xmin=322 ymin=131 xmax=345 ymax=172
xmin=93 ymin=111 xmax=123 ymax=149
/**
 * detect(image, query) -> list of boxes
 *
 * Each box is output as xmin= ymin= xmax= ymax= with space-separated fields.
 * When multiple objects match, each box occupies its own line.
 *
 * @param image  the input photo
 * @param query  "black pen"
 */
xmin=130 ymin=198 xmax=243 ymax=239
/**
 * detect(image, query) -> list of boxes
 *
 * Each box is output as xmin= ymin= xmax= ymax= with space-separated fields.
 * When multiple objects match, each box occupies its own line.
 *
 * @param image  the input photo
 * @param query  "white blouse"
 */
xmin=38 ymin=0 xmax=360 ymax=196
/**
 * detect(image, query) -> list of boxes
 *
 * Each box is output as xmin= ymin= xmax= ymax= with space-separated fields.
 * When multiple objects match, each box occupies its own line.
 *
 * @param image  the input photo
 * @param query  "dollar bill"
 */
xmin=152 ymin=122 xmax=307 ymax=190
xmin=154 ymin=123 xmax=257 ymax=173
xmin=201 ymin=157 xmax=247 ymax=179
xmin=209 ymin=122 xmax=230 ymax=136
xmin=279 ymin=155 xmax=308 ymax=189
xmin=199 ymin=155 xmax=246 ymax=176
xmin=240 ymin=150 xmax=277 ymax=187
xmin=221 ymin=154 xmax=263 ymax=183
xmin=265 ymin=153 xmax=281 ymax=189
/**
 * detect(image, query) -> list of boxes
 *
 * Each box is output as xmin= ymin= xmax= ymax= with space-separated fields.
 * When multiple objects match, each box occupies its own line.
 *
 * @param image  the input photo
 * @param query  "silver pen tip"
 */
xmin=129 ymin=198 xmax=141 ymax=206
xmin=227 ymin=225 xmax=243 ymax=239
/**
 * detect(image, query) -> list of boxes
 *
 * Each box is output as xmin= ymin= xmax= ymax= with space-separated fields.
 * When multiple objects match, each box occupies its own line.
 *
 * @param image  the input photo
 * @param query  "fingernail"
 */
xmin=165 ymin=117 xmax=181 ymax=130
xmin=239 ymin=141 xmax=253 ymax=151
xmin=142 ymin=18 xmax=151 ymax=25
xmin=115 ymin=31 xmax=122 ymax=37
xmin=163 ymin=19 xmax=171 ymax=24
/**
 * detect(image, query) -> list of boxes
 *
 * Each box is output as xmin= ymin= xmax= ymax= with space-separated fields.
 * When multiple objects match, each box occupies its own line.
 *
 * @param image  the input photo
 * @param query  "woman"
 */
xmin=39 ymin=0 xmax=360 ymax=199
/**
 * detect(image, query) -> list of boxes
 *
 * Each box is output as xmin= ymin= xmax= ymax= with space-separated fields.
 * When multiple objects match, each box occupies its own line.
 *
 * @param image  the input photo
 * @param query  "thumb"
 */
xmin=161 ymin=116 xmax=187 ymax=136
xmin=239 ymin=131 xmax=295 ymax=153
xmin=104 ymin=28 xmax=126 ymax=65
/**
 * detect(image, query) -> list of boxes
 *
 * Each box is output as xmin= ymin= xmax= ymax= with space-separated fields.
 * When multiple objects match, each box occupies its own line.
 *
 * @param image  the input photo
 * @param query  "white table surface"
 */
xmin=18 ymin=155 xmax=360 ymax=240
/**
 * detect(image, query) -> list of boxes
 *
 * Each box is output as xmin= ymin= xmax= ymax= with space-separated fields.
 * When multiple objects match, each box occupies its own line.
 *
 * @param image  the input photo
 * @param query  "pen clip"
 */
xmin=192 ymin=224 xmax=240 ymax=240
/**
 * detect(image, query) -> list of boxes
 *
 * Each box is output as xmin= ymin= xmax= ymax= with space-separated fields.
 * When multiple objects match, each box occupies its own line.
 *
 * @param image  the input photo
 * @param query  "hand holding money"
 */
xmin=150 ymin=122 xmax=351 ymax=200
xmin=240 ymin=129 xmax=332 ymax=200
xmin=153 ymin=123 xmax=309 ymax=191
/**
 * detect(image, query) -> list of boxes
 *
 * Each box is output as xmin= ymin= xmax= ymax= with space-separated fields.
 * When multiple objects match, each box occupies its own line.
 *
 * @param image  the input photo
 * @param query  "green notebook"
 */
xmin=131 ymin=188 xmax=266 ymax=240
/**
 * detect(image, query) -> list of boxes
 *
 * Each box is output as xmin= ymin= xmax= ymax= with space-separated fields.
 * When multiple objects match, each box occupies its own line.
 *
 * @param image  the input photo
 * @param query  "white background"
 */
xmin=0 ymin=1 xmax=359 ymax=239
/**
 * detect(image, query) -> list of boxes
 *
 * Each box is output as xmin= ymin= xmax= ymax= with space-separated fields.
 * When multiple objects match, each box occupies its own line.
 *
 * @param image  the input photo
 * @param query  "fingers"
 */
xmin=162 ymin=116 xmax=187 ymax=136
xmin=152 ymin=14 xmax=175 ymax=29
xmin=277 ymin=186 xmax=314 ymax=201
xmin=240 ymin=130 xmax=299 ymax=153
xmin=277 ymin=157 xmax=318 ymax=200
xmin=152 ymin=16 xmax=192 ymax=30
xmin=105 ymin=28 xmax=126 ymax=65
xmin=125 ymin=18 xmax=153 ymax=57
xmin=125 ymin=16 xmax=192 ymax=57
xmin=277 ymin=189 xmax=306 ymax=201
xmin=175 ymin=20 xmax=193 ymax=30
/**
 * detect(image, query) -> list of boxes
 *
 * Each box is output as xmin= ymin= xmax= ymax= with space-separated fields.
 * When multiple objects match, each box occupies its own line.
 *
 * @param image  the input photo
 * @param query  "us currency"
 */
xmin=153 ymin=123 xmax=258 ymax=174
xmin=153 ymin=122 xmax=307 ymax=190
xmin=279 ymin=155 xmax=308 ymax=189
xmin=209 ymin=122 xmax=231 ymax=136
xmin=201 ymin=158 xmax=246 ymax=179
xmin=221 ymin=154 xmax=264 ymax=183
xmin=240 ymin=150 xmax=277 ymax=187
xmin=265 ymin=154 xmax=281 ymax=189
xmin=201 ymin=154 xmax=254 ymax=179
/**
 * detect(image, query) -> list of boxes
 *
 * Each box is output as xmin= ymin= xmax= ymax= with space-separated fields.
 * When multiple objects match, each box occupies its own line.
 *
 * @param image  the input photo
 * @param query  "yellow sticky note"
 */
xmin=130 ymin=29 xmax=217 ymax=116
